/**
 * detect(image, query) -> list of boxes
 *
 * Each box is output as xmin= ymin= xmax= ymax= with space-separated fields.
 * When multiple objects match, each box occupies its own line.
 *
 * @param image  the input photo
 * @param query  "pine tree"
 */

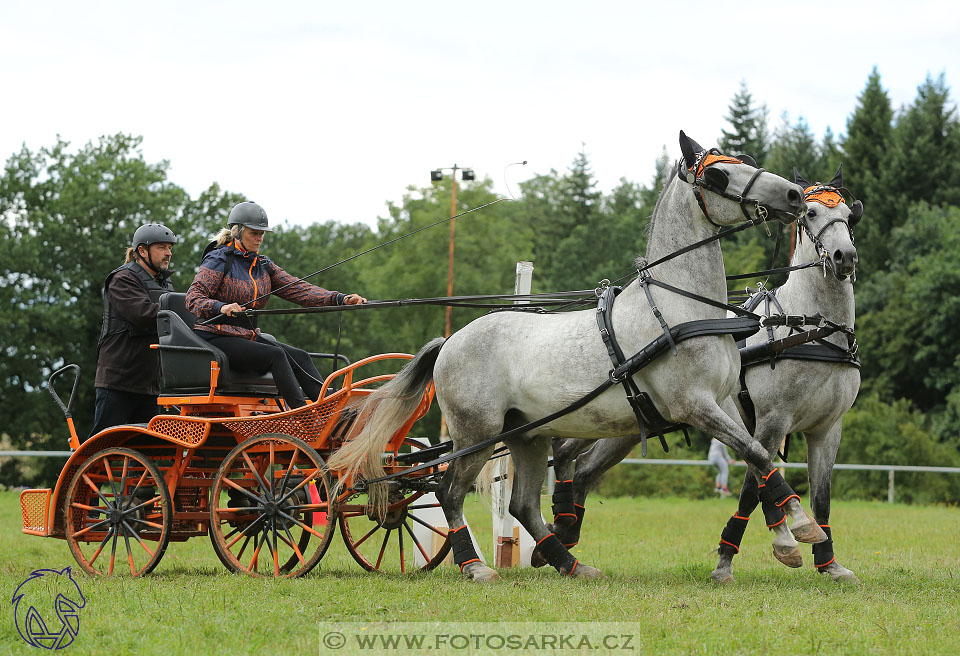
xmin=719 ymin=81 xmax=771 ymax=165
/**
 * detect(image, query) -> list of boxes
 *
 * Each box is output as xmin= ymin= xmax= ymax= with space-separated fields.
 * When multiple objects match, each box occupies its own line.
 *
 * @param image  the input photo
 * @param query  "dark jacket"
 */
xmin=94 ymin=262 xmax=173 ymax=395
xmin=186 ymin=240 xmax=342 ymax=340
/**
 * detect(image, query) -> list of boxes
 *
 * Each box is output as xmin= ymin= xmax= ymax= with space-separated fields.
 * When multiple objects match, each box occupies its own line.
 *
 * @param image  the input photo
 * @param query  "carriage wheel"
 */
xmin=339 ymin=438 xmax=451 ymax=573
xmin=63 ymin=447 xmax=172 ymax=577
xmin=209 ymin=434 xmax=336 ymax=578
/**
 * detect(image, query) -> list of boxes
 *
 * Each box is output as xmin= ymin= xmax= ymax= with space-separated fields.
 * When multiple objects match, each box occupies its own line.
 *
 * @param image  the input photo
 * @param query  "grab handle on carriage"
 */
xmin=46 ymin=364 xmax=82 ymax=450
xmin=47 ymin=364 xmax=81 ymax=419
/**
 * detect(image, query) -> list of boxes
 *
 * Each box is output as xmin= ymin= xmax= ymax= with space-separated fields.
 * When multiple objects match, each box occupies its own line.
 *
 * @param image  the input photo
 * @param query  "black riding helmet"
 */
xmin=228 ymin=201 xmax=272 ymax=232
xmin=132 ymin=223 xmax=178 ymax=249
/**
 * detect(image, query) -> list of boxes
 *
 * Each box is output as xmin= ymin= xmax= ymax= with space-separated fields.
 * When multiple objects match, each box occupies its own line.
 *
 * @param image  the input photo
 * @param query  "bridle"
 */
xmin=676 ymin=148 xmax=773 ymax=228
xmin=797 ymin=184 xmax=860 ymax=279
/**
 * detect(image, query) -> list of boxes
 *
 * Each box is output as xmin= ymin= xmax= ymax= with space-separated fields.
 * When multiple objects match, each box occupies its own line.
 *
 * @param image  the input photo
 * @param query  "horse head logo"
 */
xmin=12 ymin=567 xmax=87 ymax=650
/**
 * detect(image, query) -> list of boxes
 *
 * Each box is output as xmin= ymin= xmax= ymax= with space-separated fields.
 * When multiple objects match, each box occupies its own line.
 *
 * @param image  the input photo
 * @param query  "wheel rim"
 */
xmin=209 ymin=434 xmax=335 ymax=578
xmin=339 ymin=438 xmax=451 ymax=573
xmin=64 ymin=448 xmax=171 ymax=577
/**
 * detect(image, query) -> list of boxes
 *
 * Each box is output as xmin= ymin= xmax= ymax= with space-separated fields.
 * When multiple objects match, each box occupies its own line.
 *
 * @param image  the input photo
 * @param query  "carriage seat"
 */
xmin=156 ymin=292 xmax=280 ymax=397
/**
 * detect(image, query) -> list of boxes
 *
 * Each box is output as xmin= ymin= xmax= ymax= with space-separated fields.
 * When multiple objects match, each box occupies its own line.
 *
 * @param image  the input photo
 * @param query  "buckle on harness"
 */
xmin=595 ymin=279 xmax=610 ymax=298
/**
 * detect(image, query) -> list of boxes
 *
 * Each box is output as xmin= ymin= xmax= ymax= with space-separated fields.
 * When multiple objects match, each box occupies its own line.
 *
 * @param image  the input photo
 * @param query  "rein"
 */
xmin=198 ymin=197 xmax=513 ymax=326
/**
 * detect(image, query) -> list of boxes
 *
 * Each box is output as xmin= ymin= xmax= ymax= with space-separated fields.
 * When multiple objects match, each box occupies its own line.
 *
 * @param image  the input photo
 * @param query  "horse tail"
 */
xmin=475 ymin=447 xmax=507 ymax=499
xmin=328 ymin=337 xmax=446 ymax=509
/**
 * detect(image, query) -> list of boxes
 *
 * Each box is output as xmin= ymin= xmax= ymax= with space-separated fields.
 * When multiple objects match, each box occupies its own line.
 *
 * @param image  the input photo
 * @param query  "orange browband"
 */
xmin=804 ymin=185 xmax=844 ymax=208
xmin=693 ymin=153 xmax=745 ymax=178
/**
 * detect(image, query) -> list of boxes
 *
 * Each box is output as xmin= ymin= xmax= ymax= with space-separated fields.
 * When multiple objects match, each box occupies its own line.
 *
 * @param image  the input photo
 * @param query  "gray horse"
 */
xmin=545 ymin=166 xmax=861 ymax=582
xmin=329 ymin=131 xmax=818 ymax=582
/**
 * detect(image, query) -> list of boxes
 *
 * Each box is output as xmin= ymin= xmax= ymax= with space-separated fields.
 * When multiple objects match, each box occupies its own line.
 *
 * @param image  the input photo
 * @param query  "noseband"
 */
xmin=677 ymin=149 xmax=772 ymax=228
xmin=797 ymin=184 xmax=856 ymax=278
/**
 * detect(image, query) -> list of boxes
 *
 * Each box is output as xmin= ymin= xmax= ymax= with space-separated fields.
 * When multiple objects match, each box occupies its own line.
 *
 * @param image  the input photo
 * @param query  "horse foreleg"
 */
xmin=507 ymin=436 xmax=601 ymax=578
xmin=711 ymin=473 xmax=761 ymax=583
xmin=437 ymin=450 xmax=500 ymax=583
xmin=807 ymin=423 xmax=858 ymax=583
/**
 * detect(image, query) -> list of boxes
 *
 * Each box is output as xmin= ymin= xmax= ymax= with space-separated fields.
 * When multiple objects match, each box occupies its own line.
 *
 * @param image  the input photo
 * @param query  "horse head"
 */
xmin=794 ymin=165 xmax=861 ymax=280
xmin=11 ymin=567 xmax=87 ymax=649
xmin=677 ymin=130 xmax=805 ymax=227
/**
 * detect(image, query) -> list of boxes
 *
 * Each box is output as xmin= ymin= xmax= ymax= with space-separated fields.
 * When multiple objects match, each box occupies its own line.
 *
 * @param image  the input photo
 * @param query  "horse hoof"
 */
xmin=530 ymin=550 xmax=548 ymax=568
xmin=709 ymin=569 xmax=734 ymax=584
xmin=462 ymin=562 xmax=499 ymax=583
xmin=790 ymin=516 xmax=828 ymax=544
xmin=570 ymin=563 xmax=603 ymax=579
xmin=772 ymin=544 xmax=803 ymax=568
xmin=819 ymin=562 xmax=860 ymax=584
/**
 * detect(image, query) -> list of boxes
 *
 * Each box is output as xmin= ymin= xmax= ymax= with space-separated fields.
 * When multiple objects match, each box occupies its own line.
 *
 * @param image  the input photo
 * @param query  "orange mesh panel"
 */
xmin=220 ymin=396 xmax=344 ymax=444
xmin=148 ymin=417 xmax=210 ymax=446
xmin=695 ymin=153 xmax=744 ymax=178
xmin=804 ymin=185 xmax=844 ymax=207
xmin=21 ymin=489 xmax=51 ymax=535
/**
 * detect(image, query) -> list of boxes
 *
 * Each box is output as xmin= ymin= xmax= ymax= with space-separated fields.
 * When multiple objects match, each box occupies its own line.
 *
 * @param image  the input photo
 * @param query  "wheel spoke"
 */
xmin=123 ymin=529 xmax=136 ymax=575
xmin=108 ymin=529 xmax=119 ymax=576
xmin=271 ymin=518 xmax=280 ymax=577
xmin=226 ymin=515 xmax=266 ymax=550
xmin=81 ymin=473 xmax=113 ymax=508
xmin=248 ymin=530 xmax=263 ymax=572
xmin=125 ymin=495 xmax=162 ymax=515
xmin=128 ymin=516 xmax=164 ymax=531
xmin=279 ymin=526 xmax=305 ymax=566
xmin=374 ymin=530 xmax=391 ymax=570
xmin=118 ymin=456 xmax=130 ymax=501
xmin=222 ymin=477 xmax=264 ymax=504
xmin=277 ymin=448 xmax=300 ymax=500
xmin=408 ymin=513 xmax=449 ymax=538
xmin=123 ymin=520 xmax=157 ymax=558
xmin=406 ymin=502 xmax=443 ymax=511
xmin=70 ymin=502 xmax=106 ymax=514
xmin=123 ymin=469 xmax=150 ymax=510
xmin=268 ymin=442 xmax=275 ymax=496
xmin=71 ymin=517 xmax=111 ymax=539
xmin=104 ymin=459 xmax=119 ymax=504
xmin=275 ymin=469 xmax=320 ymax=505
xmin=398 ymin=527 xmax=406 ymax=573
xmin=235 ymin=533 xmax=253 ymax=560
xmin=241 ymin=451 xmax=271 ymax=498
xmin=87 ymin=527 xmax=114 ymax=566
xmin=351 ymin=524 xmax=380 ymax=549
xmin=214 ymin=506 xmax=260 ymax=514
xmin=275 ymin=509 xmax=327 ymax=540
xmin=403 ymin=521 xmax=432 ymax=563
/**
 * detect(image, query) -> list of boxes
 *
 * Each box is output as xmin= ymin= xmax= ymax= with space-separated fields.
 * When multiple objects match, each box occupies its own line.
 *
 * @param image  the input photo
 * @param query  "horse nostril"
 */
xmin=787 ymin=188 xmax=802 ymax=208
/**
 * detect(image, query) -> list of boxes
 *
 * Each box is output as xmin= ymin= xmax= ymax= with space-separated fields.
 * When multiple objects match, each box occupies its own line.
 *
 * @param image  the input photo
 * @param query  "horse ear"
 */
xmin=678 ymin=130 xmax=702 ymax=168
xmin=848 ymin=199 xmax=863 ymax=227
xmin=794 ymin=168 xmax=812 ymax=190
xmin=735 ymin=154 xmax=757 ymax=167
xmin=829 ymin=164 xmax=843 ymax=189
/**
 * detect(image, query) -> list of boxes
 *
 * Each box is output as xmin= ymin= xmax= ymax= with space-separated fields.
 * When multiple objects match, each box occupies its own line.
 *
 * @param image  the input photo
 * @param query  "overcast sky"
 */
xmin=2 ymin=1 xmax=956 ymax=229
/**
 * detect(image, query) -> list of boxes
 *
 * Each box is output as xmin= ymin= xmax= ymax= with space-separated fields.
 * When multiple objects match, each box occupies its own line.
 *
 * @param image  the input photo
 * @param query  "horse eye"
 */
xmin=807 ymin=209 xmax=817 ymax=218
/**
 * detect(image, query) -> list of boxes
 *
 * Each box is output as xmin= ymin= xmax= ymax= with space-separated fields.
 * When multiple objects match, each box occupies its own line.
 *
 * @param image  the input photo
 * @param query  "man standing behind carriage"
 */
xmin=89 ymin=223 xmax=178 ymax=438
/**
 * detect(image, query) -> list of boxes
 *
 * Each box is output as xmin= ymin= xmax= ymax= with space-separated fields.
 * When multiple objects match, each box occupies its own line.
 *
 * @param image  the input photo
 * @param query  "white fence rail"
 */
xmin=4 ymin=451 xmax=959 ymax=504
xmin=619 ymin=458 xmax=960 ymax=503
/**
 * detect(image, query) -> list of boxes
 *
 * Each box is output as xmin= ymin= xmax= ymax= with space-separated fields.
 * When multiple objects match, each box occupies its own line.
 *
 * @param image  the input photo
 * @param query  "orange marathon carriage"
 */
xmin=19 ymin=293 xmax=451 ymax=578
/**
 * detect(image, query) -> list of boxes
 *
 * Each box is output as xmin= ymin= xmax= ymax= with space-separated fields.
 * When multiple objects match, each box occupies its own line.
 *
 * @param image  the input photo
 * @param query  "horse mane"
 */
xmin=634 ymin=160 xmax=678 ymax=268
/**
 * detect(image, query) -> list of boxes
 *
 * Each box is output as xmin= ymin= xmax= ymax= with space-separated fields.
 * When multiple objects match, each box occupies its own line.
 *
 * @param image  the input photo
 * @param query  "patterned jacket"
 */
xmin=186 ymin=240 xmax=343 ymax=339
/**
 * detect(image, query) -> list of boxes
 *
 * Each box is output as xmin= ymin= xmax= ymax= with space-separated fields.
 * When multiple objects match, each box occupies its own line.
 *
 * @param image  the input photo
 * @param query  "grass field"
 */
xmin=1 ymin=489 xmax=958 ymax=655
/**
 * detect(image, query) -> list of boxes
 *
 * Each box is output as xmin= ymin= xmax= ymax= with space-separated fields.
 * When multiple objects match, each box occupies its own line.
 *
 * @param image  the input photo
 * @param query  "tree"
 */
xmin=719 ymin=81 xmax=771 ymax=166
xmin=841 ymin=68 xmax=894 ymax=273
xmin=0 ymin=135 xmax=231 ymax=484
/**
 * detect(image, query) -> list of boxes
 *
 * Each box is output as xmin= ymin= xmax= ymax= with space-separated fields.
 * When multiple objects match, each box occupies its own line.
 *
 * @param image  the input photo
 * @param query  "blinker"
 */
xmin=848 ymin=200 xmax=863 ymax=227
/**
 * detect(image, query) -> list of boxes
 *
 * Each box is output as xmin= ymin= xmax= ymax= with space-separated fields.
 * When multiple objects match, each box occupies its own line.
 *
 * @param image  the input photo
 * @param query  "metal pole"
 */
xmin=888 ymin=469 xmax=895 ymax=504
xmin=444 ymin=166 xmax=459 ymax=339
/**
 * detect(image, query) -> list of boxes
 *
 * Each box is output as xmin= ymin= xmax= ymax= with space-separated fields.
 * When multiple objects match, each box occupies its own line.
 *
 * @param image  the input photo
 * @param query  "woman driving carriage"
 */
xmin=185 ymin=201 xmax=367 ymax=409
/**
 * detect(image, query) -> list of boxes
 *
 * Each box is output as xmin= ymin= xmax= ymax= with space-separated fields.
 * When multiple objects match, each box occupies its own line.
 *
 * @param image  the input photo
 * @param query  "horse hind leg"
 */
xmin=807 ymin=425 xmax=859 ymax=583
xmin=507 ymin=435 xmax=602 ymax=579
xmin=437 ymin=448 xmax=501 ymax=583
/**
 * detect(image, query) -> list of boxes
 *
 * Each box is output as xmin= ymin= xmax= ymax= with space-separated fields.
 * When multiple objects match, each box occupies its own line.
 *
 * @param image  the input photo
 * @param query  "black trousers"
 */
xmin=203 ymin=335 xmax=324 ymax=408
xmin=89 ymin=387 xmax=159 ymax=439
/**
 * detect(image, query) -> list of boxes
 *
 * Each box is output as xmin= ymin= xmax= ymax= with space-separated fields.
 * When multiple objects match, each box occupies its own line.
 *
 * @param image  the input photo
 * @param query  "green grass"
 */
xmin=1 ymin=490 xmax=958 ymax=655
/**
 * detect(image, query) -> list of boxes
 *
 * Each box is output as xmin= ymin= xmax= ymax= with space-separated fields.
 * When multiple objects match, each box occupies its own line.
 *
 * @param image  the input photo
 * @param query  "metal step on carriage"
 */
xmin=19 ymin=292 xmax=452 ymax=578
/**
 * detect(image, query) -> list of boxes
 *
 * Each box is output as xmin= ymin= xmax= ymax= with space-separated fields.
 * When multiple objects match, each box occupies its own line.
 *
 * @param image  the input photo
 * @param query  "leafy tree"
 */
xmin=719 ymin=81 xmax=771 ymax=165
xmin=0 ymin=135 xmax=230 ymax=485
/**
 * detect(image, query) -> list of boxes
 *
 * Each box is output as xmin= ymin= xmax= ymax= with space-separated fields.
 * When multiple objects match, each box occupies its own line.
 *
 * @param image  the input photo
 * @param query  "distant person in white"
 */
xmin=708 ymin=438 xmax=735 ymax=497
